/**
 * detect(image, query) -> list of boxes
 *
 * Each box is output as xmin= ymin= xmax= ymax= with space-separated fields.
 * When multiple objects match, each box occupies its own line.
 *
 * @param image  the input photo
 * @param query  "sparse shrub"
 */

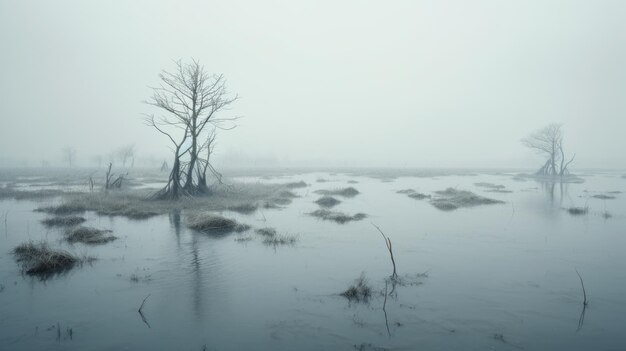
xmin=340 ymin=274 xmax=372 ymax=302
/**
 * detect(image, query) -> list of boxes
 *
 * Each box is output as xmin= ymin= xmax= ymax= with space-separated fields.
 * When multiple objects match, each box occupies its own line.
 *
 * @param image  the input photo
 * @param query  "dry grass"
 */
xmin=12 ymin=242 xmax=80 ymax=277
xmin=314 ymin=187 xmax=360 ymax=197
xmin=340 ymin=274 xmax=372 ymax=302
xmin=474 ymin=182 xmax=506 ymax=190
xmin=430 ymin=188 xmax=504 ymax=211
xmin=314 ymin=196 xmax=341 ymax=208
xmin=187 ymin=213 xmax=250 ymax=234
xmin=308 ymin=209 xmax=367 ymax=224
xmin=65 ymin=226 xmax=116 ymax=244
xmin=41 ymin=216 xmax=86 ymax=227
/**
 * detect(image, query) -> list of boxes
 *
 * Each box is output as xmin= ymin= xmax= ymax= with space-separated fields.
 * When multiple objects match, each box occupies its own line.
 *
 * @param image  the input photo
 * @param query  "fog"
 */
xmin=1 ymin=0 xmax=625 ymax=169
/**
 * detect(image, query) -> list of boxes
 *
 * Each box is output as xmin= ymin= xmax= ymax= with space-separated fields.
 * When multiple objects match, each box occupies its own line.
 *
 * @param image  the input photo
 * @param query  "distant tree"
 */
xmin=522 ymin=123 xmax=575 ymax=177
xmin=116 ymin=144 xmax=136 ymax=168
xmin=145 ymin=59 xmax=237 ymax=199
xmin=62 ymin=146 xmax=76 ymax=167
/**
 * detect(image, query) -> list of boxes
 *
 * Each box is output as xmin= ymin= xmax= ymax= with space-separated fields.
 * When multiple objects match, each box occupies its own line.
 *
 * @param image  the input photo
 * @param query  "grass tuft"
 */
xmin=12 ymin=242 xmax=81 ymax=277
xmin=308 ymin=209 xmax=367 ymax=224
xmin=340 ymin=274 xmax=372 ymax=302
xmin=314 ymin=187 xmax=360 ymax=197
xmin=41 ymin=216 xmax=86 ymax=227
xmin=187 ymin=213 xmax=250 ymax=234
xmin=65 ymin=226 xmax=116 ymax=244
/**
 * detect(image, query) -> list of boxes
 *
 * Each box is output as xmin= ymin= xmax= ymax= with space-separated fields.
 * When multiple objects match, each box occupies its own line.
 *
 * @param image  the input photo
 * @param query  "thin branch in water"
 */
xmin=372 ymin=223 xmax=398 ymax=279
xmin=383 ymin=280 xmax=391 ymax=338
xmin=575 ymin=269 xmax=588 ymax=306
xmin=138 ymin=294 xmax=152 ymax=328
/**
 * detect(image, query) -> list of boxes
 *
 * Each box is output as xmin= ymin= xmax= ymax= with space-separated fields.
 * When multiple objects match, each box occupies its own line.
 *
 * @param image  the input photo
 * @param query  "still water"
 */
xmin=0 ymin=170 xmax=624 ymax=350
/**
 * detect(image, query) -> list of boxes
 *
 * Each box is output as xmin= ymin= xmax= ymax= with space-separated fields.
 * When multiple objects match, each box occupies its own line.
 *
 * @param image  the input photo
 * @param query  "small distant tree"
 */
xmin=145 ymin=59 xmax=237 ymax=199
xmin=62 ymin=147 xmax=76 ymax=167
xmin=522 ymin=123 xmax=575 ymax=177
xmin=116 ymin=144 xmax=136 ymax=168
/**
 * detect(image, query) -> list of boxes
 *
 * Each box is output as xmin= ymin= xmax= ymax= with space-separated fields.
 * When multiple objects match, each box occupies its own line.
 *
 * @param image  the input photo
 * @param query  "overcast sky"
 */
xmin=1 ymin=0 xmax=625 ymax=169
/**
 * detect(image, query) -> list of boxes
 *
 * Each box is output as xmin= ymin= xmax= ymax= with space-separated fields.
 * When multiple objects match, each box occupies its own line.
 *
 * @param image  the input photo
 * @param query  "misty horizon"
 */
xmin=2 ymin=0 xmax=625 ymax=170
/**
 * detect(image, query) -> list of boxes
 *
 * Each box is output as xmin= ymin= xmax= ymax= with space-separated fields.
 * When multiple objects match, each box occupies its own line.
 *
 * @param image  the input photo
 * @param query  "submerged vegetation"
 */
xmin=397 ymin=189 xmax=431 ymax=200
xmin=340 ymin=274 xmax=372 ymax=302
xmin=41 ymin=216 xmax=86 ymax=227
xmin=12 ymin=242 xmax=82 ymax=277
xmin=187 ymin=213 xmax=250 ymax=234
xmin=566 ymin=207 xmax=589 ymax=216
xmin=314 ymin=187 xmax=360 ymax=197
xmin=429 ymin=188 xmax=504 ymax=211
xmin=65 ymin=226 xmax=117 ymax=245
xmin=314 ymin=196 xmax=341 ymax=208
xmin=308 ymin=209 xmax=367 ymax=224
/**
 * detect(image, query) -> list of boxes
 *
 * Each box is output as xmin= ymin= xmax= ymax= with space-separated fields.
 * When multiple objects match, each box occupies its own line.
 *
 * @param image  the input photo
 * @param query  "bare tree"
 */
xmin=116 ymin=144 xmax=136 ymax=168
xmin=145 ymin=59 xmax=237 ymax=199
xmin=522 ymin=123 xmax=575 ymax=177
xmin=62 ymin=146 xmax=76 ymax=167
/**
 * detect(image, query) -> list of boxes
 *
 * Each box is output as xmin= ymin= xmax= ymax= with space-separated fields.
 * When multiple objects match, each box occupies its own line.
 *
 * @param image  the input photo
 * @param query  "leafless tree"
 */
xmin=522 ymin=123 xmax=575 ymax=177
xmin=145 ymin=59 xmax=238 ymax=199
xmin=116 ymin=144 xmax=136 ymax=168
xmin=62 ymin=146 xmax=76 ymax=167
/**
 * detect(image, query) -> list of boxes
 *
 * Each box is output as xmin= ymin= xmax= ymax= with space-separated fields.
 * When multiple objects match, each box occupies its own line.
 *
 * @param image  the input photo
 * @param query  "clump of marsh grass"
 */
xmin=255 ymin=227 xmax=278 ymax=237
xmin=278 ymin=190 xmax=298 ymax=198
xmin=340 ymin=274 xmax=372 ymax=302
xmin=262 ymin=233 xmax=298 ymax=247
xmin=65 ymin=226 xmax=117 ymax=245
xmin=314 ymin=196 xmax=341 ymax=208
xmin=314 ymin=187 xmax=360 ymax=198
xmin=41 ymin=216 xmax=86 ymax=227
xmin=602 ymin=211 xmax=612 ymax=219
xmin=430 ymin=188 xmax=504 ymax=211
xmin=567 ymin=207 xmax=589 ymax=216
xmin=12 ymin=242 xmax=81 ymax=277
xmin=35 ymin=203 xmax=87 ymax=215
xmin=397 ymin=189 xmax=431 ymax=200
xmin=227 ymin=203 xmax=258 ymax=214
xmin=308 ymin=209 xmax=367 ymax=224
xmin=284 ymin=181 xmax=307 ymax=189
xmin=407 ymin=192 xmax=431 ymax=200
xmin=187 ymin=213 xmax=250 ymax=234
xmin=234 ymin=236 xmax=253 ymax=243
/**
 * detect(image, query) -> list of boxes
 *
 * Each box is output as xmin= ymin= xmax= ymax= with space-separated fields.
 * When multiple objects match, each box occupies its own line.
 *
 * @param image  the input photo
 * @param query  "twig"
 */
xmin=383 ymin=280 xmax=391 ymax=337
xmin=372 ymin=223 xmax=397 ymax=279
xmin=138 ymin=294 xmax=151 ymax=328
xmin=575 ymin=269 xmax=588 ymax=306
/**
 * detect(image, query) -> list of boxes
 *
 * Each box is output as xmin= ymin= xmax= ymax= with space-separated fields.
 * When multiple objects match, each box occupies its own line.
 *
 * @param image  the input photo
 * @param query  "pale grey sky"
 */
xmin=1 ymin=0 xmax=625 ymax=169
